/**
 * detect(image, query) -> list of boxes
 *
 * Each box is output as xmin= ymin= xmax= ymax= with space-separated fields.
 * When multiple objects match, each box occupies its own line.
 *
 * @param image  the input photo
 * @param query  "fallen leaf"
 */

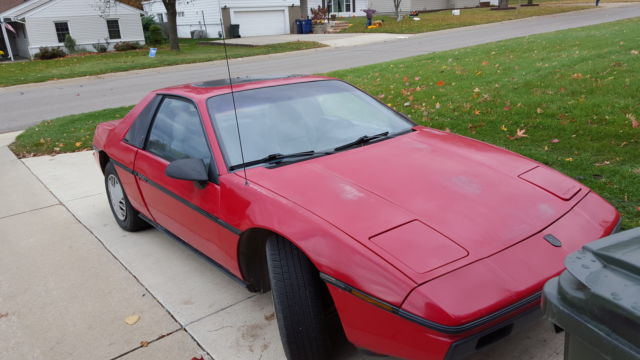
xmin=435 ymin=102 xmax=441 ymax=109
xmin=503 ymin=106 xmax=511 ymax=111
xmin=571 ymin=73 xmax=584 ymax=79
xmin=192 ymin=357 xmax=205 ymax=360
xmin=74 ymin=142 xmax=83 ymax=147
xmin=140 ymin=341 xmax=149 ymax=347
xmin=377 ymin=94 xmax=385 ymax=99
xmin=633 ymin=168 xmax=640 ymax=175
xmin=565 ymin=157 xmax=574 ymax=162
xmin=500 ymin=125 xmax=508 ymax=131
xmin=125 ymin=314 xmax=140 ymax=325
xmin=536 ymin=108 xmax=544 ymax=114
xmin=631 ymin=50 xmax=639 ymax=55
xmin=403 ymin=101 xmax=411 ymax=106
xmin=39 ymin=138 xmax=45 ymax=144
xmin=436 ymin=80 xmax=445 ymax=87
xmin=414 ymin=76 xmax=421 ymax=81
xmin=508 ymin=128 xmax=528 ymax=140
xmin=550 ymin=139 xmax=560 ymax=143
xmin=481 ymin=60 xmax=489 ymax=66
xmin=594 ymin=161 xmax=610 ymax=166
xmin=626 ymin=113 xmax=638 ymax=128
xmin=474 ymin=110 xmax=481 ymax=115
xmin=473 ymin=87 xmax=480 ymax=92
xmin=402 ymin=76 xmax=409 ymax=82
xmin=0 ymin=312 xmax=8 ymax=318
xmin=444 ymin=128 xmax=451 ymax=132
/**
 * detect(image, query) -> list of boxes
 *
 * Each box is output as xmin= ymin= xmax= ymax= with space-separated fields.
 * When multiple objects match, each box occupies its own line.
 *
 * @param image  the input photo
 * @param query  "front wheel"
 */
xmin=104 ymin=161 xmax=149 ymax=232
xmin=266 ymin=235 xmax=333 ymax=360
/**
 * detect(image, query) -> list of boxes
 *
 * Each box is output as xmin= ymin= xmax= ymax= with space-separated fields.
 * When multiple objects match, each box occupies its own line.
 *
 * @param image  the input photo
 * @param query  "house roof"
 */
xmin=0 ymin=0 xmax=27 ymax=13
xmin=1 ymin=0 xmax=142 ymax=19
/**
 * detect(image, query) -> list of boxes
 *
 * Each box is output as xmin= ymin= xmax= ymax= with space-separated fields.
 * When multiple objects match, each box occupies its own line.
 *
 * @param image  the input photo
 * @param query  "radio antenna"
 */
xmin=217 ymin=1 xmax=248 ymax=185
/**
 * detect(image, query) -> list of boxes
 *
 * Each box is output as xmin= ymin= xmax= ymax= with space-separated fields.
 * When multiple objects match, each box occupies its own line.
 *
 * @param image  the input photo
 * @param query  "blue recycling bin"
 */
xmin=302 ymin=19 xmax=312 ymax=34
xmin=295 ymin=19 xmax=304 ymax=34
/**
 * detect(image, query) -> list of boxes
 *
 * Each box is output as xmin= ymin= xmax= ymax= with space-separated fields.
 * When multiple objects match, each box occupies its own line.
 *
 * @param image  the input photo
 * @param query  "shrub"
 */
xmin=34 ymin=47 xmax=66 ymax=60
xmin=92 ymin=39 xmax=108 ymax=53
xmin=114 ymin=41 xmax=143 ymax=51
xmin=142 ymin=15 xmax=158 ymax=44
xmin=148 ymin=24 xmax=165 ymax=46
xmin=64 ymin=34 xmax=77 ymax=53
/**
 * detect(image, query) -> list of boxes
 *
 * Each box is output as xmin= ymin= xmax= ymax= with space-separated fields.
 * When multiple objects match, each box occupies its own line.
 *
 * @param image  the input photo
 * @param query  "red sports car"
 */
xmin=93 ymin=76 xmax=620 ymax=360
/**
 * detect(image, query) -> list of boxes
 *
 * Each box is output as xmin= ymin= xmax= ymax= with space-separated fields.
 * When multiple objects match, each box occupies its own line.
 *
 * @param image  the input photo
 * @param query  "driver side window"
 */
xmin=146 ymin=97 xmax=212 ymax=168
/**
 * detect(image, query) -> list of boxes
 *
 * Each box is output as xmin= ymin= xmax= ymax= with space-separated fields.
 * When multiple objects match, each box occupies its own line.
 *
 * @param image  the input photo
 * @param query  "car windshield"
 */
xmin=207 ymin=80 xmax=414 ymax=169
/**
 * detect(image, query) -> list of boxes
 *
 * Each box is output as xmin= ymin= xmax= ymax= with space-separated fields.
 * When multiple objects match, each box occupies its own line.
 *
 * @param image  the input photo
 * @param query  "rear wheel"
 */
xmin=266 ymin=235 xmax=333 ymax=360
xmin=104 ymin=161 xmax=149 ymax=232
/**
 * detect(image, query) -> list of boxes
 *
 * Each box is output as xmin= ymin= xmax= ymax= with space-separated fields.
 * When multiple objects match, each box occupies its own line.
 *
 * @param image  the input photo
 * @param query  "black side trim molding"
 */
xmin=319 ymin=273 xmax=542 ymax=335
xmin=138 ymin=213 xmax=248 ymax=288
xmin=111 ymin=160 xmax=241 ymax=235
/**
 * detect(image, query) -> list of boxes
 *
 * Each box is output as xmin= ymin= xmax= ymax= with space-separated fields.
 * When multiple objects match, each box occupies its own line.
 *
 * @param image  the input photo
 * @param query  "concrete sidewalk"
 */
xmin=209 ymin=33 xmax=412 ymax=47
xmin=1 ymin=146 xmax=565 ymax=360
xmin=0 ymin=135 xmax=210 ymax=360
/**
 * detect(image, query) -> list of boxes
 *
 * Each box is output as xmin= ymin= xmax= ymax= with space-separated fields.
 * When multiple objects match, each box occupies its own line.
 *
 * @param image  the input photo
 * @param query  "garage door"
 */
xmin=233 ymin=10 xmax=287 ymax=37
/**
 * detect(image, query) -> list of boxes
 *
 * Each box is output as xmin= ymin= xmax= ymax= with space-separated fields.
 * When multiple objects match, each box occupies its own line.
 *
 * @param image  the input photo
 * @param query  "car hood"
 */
xmin=247 ymin=127 xmax=586 ymax=283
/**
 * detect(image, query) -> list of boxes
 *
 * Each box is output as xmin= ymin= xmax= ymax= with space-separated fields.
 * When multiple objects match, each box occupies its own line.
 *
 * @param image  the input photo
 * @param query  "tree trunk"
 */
xmin=393 ymin=0 xmax=402 ymax=17
xmin=162 ymin=0 xmax=180 ymax=51
xmin=527 ymin=0 xmax=534 ymax=4
xmin=498 ymin=0 xmax=509 ymax=8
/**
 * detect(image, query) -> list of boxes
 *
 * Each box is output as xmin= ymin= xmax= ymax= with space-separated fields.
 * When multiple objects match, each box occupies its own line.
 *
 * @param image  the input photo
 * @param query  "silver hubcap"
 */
xmin=107 ymin=174 xmax=127 ymax=221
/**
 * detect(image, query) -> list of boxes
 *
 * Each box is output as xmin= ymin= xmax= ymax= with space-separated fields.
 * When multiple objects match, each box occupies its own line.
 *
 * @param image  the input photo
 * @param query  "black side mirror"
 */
xmin=166 ymin=158 xmax=209 ymax=184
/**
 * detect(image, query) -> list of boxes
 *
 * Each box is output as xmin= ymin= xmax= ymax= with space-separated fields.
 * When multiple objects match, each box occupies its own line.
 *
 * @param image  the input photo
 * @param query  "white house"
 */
xmin=0 ymin=0 xmax=144 ymax=60
xmin=308 ymin=0 xmax=479 ymax=15
xmin=143 ymin=0 xmax=305 ymax=38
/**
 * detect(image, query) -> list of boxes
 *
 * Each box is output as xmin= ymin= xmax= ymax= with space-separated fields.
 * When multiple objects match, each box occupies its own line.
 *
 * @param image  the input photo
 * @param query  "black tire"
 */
xmin=104 ymin=161 xmax=149 ymax=232
xmin=266 ymin=235 xmax=332 ymax=360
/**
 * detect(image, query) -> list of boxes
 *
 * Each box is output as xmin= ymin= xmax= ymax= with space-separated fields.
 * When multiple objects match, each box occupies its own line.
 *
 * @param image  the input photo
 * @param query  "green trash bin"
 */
xmin=230 ymin=24 xmax=240 ymax=38
xmin=542 ymin=227 xmax=640 ymax=360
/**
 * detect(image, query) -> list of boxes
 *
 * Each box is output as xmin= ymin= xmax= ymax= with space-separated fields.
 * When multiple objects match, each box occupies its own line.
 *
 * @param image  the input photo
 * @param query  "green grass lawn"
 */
xmin=0 ymin=39 xmax=323 ymax=87
xmin=10 ymin=18 xmax=640 ymax=228
xmin=339 ymin=4 xmax=592 ymax=33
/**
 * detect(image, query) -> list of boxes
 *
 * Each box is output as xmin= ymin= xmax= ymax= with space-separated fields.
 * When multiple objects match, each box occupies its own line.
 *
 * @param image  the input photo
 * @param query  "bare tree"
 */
xmin=497 ymin=0 xmax=509 ymax=9
xmin=393 ymin=0 xmax=402 ymax=17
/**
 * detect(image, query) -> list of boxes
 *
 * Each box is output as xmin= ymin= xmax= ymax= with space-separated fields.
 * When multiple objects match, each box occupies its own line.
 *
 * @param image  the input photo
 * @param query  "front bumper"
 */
xmin=323 ymin=192 xmax=619 ymax=359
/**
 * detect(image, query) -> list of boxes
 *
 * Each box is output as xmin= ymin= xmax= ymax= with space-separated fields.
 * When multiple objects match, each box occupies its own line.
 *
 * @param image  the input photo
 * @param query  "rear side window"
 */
xmin=145 ymin=97 xmax=212 ymax=167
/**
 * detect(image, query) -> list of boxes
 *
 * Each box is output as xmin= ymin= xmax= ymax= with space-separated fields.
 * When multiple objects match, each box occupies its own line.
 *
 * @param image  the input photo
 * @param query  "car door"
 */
xmin=133 ymin=95 xmax=238 ymax=272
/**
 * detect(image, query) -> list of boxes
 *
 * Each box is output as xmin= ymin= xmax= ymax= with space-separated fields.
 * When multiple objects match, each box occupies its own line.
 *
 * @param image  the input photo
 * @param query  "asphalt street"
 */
xmin=1 ymin=3 xmax=639 ymax=133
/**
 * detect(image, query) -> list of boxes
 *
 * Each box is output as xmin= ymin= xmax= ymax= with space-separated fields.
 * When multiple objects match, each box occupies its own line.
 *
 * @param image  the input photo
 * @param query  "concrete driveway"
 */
xmin=0 ymin=131 xmax=565 ymax=359
xmin=1 ymin=2 xmax=640 ymax=133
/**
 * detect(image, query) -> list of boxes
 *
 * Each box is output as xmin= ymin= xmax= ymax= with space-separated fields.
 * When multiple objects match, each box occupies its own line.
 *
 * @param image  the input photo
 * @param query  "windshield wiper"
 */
xmin=334 ymin=131 xmax=390 ymax=152
xmin=229 ymin=150 xmax=319 ymax=171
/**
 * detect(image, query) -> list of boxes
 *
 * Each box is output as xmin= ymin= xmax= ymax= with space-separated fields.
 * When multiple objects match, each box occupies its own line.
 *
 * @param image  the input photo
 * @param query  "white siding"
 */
xmin=368 ymin=0 xmax=410 ymax=14
xmin=143 ymin=0 xmax=224 ymax=38
xmin=26 ymin=13 xmax=143 ymax=56
xmin=143 ymin=0 xmax=301 ymax=38
xmin=450 ymin=0 xmax=479 ymax=8
xmin=412 ymin=0 xmax=449 ymax=10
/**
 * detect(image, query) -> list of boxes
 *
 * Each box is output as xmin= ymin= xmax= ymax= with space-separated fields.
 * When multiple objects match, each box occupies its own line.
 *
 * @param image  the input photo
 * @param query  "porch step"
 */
xmin=328 ymin=21 xmax=352 ymax=33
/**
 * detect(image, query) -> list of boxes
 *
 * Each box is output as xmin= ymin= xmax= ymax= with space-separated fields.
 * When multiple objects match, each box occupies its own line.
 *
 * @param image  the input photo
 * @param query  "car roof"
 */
xmin=153 ymin=75 xmax=336 ymax=101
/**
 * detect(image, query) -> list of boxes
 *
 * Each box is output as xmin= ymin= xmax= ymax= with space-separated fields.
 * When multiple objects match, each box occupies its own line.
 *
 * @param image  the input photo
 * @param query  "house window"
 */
xmin=54 ymin=22 xmax=69 ymax=43
xmin=177 ymin=11 xmax=184 ymax=17
xmin=107 ymin=19 xmax=121 ymax=39
xmin=156 ymin=13 xmax=164 ymax=22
